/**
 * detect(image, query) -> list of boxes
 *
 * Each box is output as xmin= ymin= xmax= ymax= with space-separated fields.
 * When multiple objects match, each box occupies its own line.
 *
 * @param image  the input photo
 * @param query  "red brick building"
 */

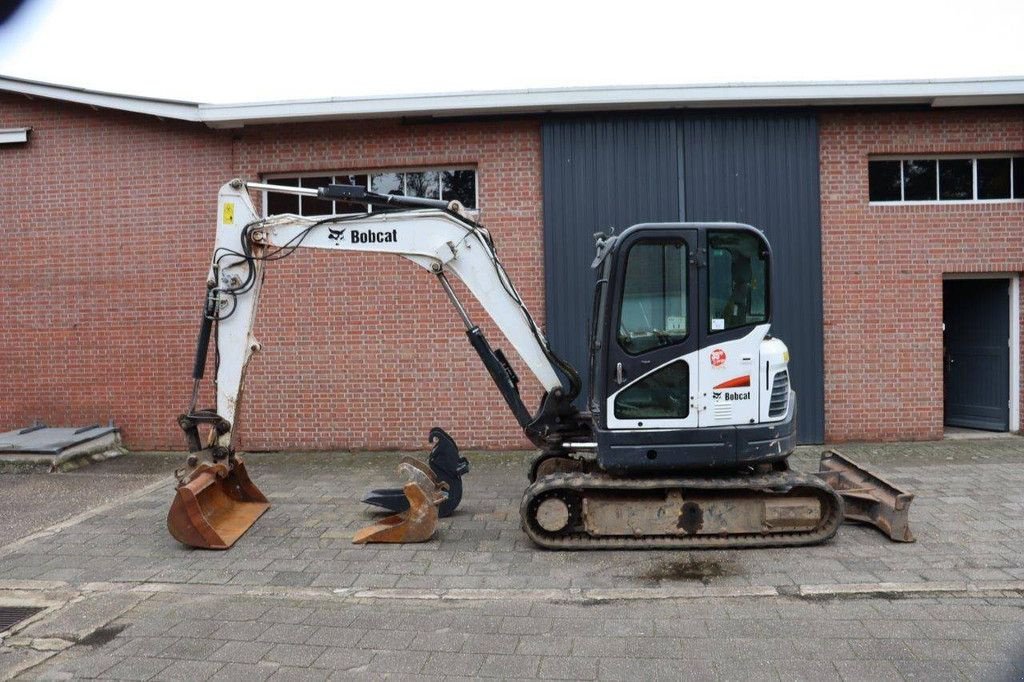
xmin=1 ymin=76 xmax=1022 ymax=450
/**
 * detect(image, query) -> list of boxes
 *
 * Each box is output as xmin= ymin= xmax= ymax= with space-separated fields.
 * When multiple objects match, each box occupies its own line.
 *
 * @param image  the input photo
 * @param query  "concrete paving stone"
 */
xmin=569 ymin=635 xmax=627 ymax=658
xmin=653 ymin=617 xmax=709 ymax=638
xmin=460 ymin=633 xmax=521 ymax=655
xmin=956 ymin=658 xmax=1024 ymax=680
xmin=598 ymin=657 xmax=715 ymax=681
xmin=304 ymin=627 xmax=368 ymax=648
xmin=267 ymin=666 xmax=331 ymax=682
xmin=407 ymin=630 xmax=470 ymax=653
xmin=0 ymin=647 xmax=59 ymax=681
xmin=209 ymin=620 xmax=274 ymax=642
xmin=303 ymin=610 xmax=357 ymax=628
xmin=708 ymin=657 xmax=777 ymax=681
xmin=833 ymin=659 xmax=904 ymax=682
xmin=902 ymin=637 xmax=973 ymax=661
xmin=264 ymin=643 xmax=326 ymax=667
xmin=772 ymin=659 xmax=843 ymax=681
xmin=497 ymin=616 xmax=551 ymax=636
xmin=25 ymin=649 xmax=121 ymax=679
xmin=474 ymin=653 xmax=542 ymax=678
xmin=364 ymin=649 xmax=431 ymax=674
xmin=210 ymin=640 xmax=273 ymax=664
xmin=420 ymin=651 xmax=485 ymax=677
xmin=357 ymin=628 xmax=416 ymax=650
xmin=309 ymin=572 xmax=357 ymax=588
xmin=158 ymin=636 xmax=225 ymax=660
xmin=258 ymin=623 xmax=319 ymax=645
xmin=846 ymin=637 xmax=915 ymax=661
xmin=271 ymin=571 xmax=316 ymax=587
xmin=310 ymin=647 xmax=375 ymax=672
xmin=892 ymin=660 xmax=966 ymax=680
xmin=166 ymin=620 xmax=221 ymax=639
xmin=107 ymin=635 xmax=179 ymax=658
xmin=600 ymin=618 xmax=655 ymax=637
xmin=208 ymin=661 xmax=280 ymax=682
xmin=538 ymin=655 xmax=598 ymax=680
xmin=100 ymin=655 xmax=173 ymax=681
xmin=156 ymin=659 xmax=227 ymax=681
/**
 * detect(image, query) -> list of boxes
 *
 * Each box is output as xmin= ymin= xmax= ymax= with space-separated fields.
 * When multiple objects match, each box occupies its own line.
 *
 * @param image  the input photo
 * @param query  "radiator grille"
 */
xmin=768 ymin=370 xmax=790 ymax=418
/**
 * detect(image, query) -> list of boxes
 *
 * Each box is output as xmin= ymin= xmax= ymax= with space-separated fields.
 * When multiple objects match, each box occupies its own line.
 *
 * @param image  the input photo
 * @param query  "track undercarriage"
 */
xmin=520 ymin=450 xmax=912 ymax=549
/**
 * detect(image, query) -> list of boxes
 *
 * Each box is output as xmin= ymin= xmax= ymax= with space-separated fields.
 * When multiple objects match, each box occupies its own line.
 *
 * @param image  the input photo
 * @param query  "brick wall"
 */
xmin=0 ymin=94 xmax=545 ymax=451
xmin=819 ymin=107 xmax=1024 ymax=441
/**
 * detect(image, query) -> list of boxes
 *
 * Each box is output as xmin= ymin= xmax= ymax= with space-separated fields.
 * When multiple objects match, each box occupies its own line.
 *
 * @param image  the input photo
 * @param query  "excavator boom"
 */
xmin=171 ymin=179 xmax=584 ymax=548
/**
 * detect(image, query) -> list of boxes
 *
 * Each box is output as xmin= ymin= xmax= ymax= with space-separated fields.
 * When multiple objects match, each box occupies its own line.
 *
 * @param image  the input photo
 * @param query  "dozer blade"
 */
xmin=353 ymin=481 xmax=440 ymax=544
xmin=167 ymin=458 xmax=270 ymax=550
xmin=817 ymin=449 xmax=915 ymax=542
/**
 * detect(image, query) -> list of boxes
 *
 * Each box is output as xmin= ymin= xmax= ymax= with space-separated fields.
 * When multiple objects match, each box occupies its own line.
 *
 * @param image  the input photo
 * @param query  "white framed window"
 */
xmin=868 ymin=154 xmax=1024 ymax=204
xmin=262 ymin=167 xmax=477 ymax=217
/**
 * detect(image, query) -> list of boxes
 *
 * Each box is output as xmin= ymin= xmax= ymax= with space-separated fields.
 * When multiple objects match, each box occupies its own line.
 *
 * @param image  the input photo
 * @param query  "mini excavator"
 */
xmin=168 ymin=179 xmax=914 ymax=550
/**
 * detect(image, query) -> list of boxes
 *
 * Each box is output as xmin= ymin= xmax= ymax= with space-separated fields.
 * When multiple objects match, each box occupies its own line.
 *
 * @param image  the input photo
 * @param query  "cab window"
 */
xmin=708 ymin=231 xmax=768 ymax=332
xmin=617 ymin=240 xmax=688 ymax=355
xmin=614 ymin=360 xmax=689 ymax=419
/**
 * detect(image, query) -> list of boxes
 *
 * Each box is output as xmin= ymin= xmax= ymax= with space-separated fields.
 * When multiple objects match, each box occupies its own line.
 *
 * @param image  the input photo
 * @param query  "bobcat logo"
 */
xmin=327 ymin=228 xmax=347 ymax=244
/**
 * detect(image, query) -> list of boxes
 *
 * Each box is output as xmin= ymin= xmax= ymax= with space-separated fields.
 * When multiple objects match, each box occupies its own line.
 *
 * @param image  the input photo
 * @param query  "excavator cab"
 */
xmin=587 ymin=223 xmax=791 ymax=474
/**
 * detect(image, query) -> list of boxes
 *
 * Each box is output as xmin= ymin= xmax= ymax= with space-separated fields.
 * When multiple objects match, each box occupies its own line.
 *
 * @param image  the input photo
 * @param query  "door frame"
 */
xmin=942 ymin=273 xmax=1020 ymax=432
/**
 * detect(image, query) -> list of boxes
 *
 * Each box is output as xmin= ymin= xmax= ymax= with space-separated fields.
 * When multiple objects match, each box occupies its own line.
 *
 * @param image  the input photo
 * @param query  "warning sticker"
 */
xmin=223 ymin=202 xmax=234 ymax=225
xmin=710 ymin=348 xmax=727 ymax=367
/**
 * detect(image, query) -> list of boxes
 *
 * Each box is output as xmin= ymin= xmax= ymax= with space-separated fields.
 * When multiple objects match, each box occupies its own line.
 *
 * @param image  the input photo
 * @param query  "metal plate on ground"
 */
xmin=0 ymin=606 xmax=43 ymax=632
xmin=0 ymin=424 xmax=118 ymax=454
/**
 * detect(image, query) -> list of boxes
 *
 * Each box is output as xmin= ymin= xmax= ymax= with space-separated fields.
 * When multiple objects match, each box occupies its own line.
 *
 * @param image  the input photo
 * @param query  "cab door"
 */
xmin=604 ymin=228 xmax=700 ymax=430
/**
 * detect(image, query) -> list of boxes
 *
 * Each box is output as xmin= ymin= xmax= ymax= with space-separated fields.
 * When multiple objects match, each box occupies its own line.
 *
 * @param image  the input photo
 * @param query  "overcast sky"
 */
xmin=0 ymin=0 xmax=1022 ymax=104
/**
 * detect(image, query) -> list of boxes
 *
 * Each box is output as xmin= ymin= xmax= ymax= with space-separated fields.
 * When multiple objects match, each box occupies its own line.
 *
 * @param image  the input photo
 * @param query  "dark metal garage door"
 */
xmin=541 ymin=111 xmax=825 ymax=443
xmin=943 ymin=278 xmax=1010 ymax=431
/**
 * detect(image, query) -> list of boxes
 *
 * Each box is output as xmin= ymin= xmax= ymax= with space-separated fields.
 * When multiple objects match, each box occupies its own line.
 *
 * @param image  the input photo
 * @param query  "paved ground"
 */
xmin=0 ymin=439 xmax=1022 ymax=680
xmin=0 ymin=454 xmax=175 ymax=547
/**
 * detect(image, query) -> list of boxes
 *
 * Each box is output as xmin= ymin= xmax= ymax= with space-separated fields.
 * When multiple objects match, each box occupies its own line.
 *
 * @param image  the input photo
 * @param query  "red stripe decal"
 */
xmin=714 ymin=375 xmax=751 ymax=389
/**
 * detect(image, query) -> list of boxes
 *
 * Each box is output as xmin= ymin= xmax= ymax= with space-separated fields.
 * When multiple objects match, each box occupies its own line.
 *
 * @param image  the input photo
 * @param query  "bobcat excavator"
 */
xmin=168 ymin=179 xmax=914 ymax=550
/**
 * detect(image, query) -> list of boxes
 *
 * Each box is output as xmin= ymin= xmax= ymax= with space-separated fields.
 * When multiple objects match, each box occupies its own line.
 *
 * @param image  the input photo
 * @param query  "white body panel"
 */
xmin=605 ymin=324 xmax=789 ymax=431
xmin=698 ymin=324 xmax=770 ymax=427
xmin=210 ymin=181 xmax=562 ymax=449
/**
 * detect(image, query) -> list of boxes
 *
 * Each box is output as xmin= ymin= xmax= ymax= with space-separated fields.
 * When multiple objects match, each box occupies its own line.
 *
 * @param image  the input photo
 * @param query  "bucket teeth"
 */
xmin=167 ymin=458 xmax=270 ymax=550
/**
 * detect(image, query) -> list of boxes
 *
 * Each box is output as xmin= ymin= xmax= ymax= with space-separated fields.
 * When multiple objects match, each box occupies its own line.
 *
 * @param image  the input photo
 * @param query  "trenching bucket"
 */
xmin=353 ymin=461 xmax=446 ymax=544
xmin=167 ymin=458 xmax=270 ymax=550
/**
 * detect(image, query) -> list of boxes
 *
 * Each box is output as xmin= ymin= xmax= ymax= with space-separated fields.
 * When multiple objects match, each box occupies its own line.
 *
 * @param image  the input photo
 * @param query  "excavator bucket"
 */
xmin=817 ymin=449 xmax=915 ymax=542
xmin=353 ymin=462 xmax=446 ymax=544
xmin=167 ymin=458 xmax=270 ymax=550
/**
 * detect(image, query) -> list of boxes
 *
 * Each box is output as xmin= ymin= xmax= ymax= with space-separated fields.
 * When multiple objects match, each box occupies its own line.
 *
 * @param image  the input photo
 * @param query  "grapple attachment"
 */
xmin=167 ymin=458 xmax=270 ymax=550
xmin=817 ymin=449 xmax=915 ymax=542
xmin=353 ymin=461 xmax=446 ymax=544
xmin=362 ymin=427 xmax=469 ymax=518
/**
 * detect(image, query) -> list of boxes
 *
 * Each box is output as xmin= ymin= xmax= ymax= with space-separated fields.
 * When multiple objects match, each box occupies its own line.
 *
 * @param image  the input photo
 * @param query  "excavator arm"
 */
xmin=170 ymin=179 xmax=588 ymax=549
xmin=181 ymin=179 xmax=581 ymax=455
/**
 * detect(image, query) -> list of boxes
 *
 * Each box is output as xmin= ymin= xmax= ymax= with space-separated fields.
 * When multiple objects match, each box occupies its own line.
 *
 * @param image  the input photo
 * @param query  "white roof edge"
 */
xmin=0 ymin=75 xmax=201 ymax=121
xmin=2 ymin=74 xmax=1023 ymax=127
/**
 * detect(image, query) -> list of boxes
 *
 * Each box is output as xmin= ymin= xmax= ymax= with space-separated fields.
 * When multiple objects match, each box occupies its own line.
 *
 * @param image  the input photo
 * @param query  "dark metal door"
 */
xmin=603 ymin=228 xmax=699 ymax=430
xmin=943 ymin=279 xmax=1010 ymax=431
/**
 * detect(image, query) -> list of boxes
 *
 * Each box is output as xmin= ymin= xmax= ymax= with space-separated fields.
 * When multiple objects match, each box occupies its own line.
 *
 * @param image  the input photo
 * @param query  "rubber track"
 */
xmin=520 ymin=471 xmax=844 ymax=550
